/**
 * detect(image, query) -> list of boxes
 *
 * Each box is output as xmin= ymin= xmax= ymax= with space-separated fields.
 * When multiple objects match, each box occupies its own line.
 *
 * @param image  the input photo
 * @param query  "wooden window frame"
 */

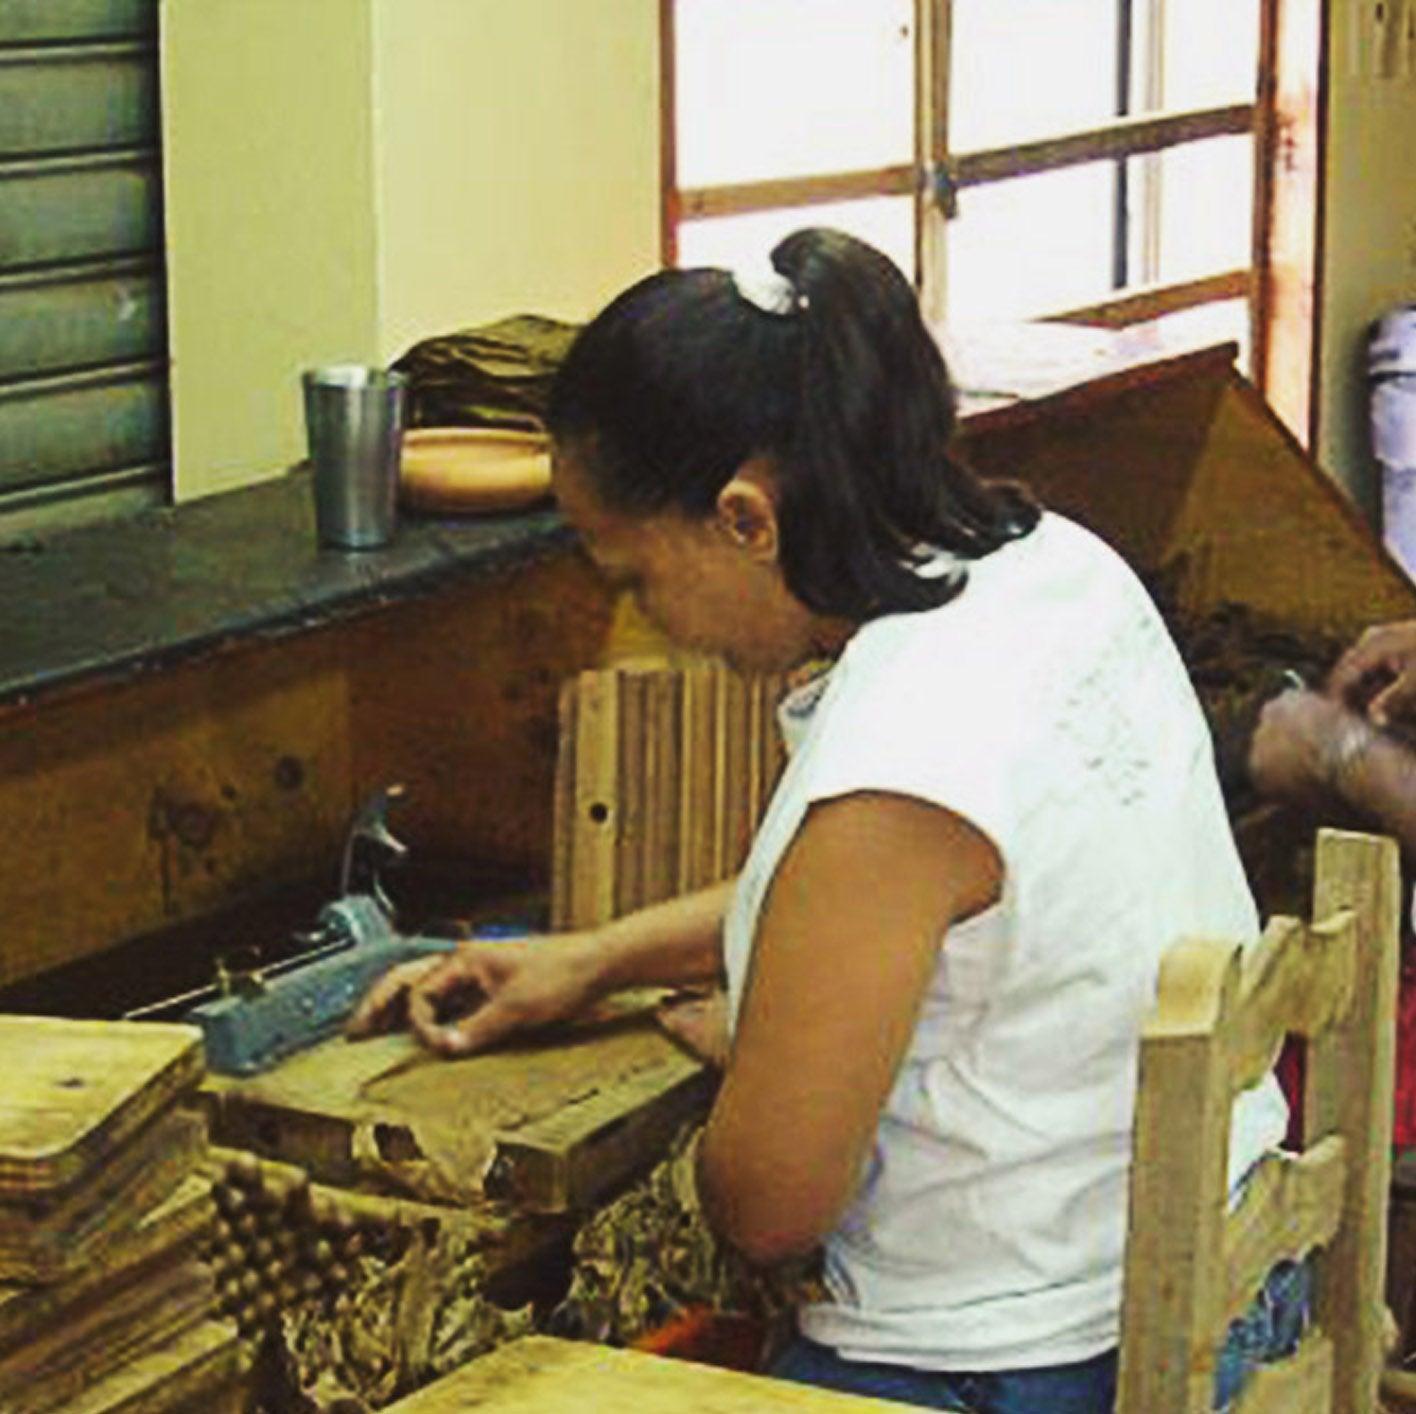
xmin=661 ymin=0 xmax=1325 ymax=442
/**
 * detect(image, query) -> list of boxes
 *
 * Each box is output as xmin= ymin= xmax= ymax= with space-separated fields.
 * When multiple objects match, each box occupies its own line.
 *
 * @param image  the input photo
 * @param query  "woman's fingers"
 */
xmin=1367 ymin=668 xmax=1416 ymax=728
xmin=410 ymin=987 xmax=523 ymax=1056
xmin=655 ymin=990 xmax=731 ymax=1068
xmin=344 ymin=956 xmax=443 ymax=1037
xmin=1329 ymin=621 xmax=1416 ymax=714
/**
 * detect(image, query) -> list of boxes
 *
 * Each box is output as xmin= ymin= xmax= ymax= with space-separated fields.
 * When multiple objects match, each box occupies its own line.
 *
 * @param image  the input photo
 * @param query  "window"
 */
xmin=663 ymin=0 xmax=1320 ymax=433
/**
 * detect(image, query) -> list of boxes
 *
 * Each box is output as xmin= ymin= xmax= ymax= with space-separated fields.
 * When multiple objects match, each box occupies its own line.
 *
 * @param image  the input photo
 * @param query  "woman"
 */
xmin=350 ymin=229 xmax=1288 ymax=1412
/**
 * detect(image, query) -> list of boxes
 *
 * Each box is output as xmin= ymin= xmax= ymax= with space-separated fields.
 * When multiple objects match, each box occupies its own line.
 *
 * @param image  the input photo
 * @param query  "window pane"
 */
xmin=1138 ymin=134 xmax=1254 ymax=285
xmin=674 ymin=0 xmax=914 ymax=188
xmin=944 ymin=164 xmax=1117 ymax=324
xmin=1152 ymin=0 xmax=1260 ymax=109
xmin=677 ymin=198 xmax=914 ymax=281
xmin=949 ymin=1 xmax=1119 ymax=152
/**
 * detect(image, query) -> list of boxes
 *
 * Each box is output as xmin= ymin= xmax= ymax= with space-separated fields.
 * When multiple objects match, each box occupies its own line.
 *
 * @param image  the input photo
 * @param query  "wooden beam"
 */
xmin=1252 ymin=0 xmax=1325 ymax=448
xmin=678 ymin=163 xmax=918 ymax=221
xmin=948 ymin=103 xmax=1255 ymax=188
xmin=658 ymin=0 xmax=678 ymax=266
xmin=1048 ymin=269 xmax=1252 ymax=329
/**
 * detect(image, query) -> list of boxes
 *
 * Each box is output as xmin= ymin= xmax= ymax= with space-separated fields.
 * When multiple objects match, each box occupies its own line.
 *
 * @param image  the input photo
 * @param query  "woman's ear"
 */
xmin=715 ymin=461 xmax=779 ymax=561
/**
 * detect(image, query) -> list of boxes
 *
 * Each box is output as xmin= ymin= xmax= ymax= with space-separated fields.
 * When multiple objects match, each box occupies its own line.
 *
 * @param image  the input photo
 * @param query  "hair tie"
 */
xmin=731 ymin=263 xmax=807 ymax=317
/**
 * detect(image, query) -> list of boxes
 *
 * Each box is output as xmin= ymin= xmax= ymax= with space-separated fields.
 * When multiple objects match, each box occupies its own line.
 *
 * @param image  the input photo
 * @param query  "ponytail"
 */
xmin=547 ymin=227 xmax=1038 ymax=621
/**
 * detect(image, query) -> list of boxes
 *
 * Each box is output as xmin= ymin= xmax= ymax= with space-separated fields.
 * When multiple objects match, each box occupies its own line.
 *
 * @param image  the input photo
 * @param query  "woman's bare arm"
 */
xmin=697 ymin=791 xmax=1002 ymax=1266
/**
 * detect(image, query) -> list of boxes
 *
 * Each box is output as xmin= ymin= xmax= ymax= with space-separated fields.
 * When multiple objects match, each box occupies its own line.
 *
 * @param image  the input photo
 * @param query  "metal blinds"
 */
xmin=0 ymin=0 xmax=167 ymax=532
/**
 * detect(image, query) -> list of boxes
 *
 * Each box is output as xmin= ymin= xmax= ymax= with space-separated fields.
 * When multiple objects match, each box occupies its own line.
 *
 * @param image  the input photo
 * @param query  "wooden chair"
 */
xmin=1118 ymin=827 xmax=1401 ymax=1413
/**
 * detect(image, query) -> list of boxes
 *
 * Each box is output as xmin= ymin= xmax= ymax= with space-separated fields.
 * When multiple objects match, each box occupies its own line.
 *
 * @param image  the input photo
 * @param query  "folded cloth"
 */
xmin=391 ymin=314 xmax=580 ymax=432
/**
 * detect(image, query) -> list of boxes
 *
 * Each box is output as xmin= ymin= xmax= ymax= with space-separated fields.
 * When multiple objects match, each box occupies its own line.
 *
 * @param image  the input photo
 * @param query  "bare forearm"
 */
xmin=578 ymin=880 xmax=733 ymax=993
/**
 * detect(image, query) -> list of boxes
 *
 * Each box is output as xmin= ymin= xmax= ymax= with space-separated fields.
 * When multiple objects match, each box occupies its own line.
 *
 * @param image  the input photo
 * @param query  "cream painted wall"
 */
xmin=1318 ymin=0 xmax=1416 ymax=516
xmin=370 ymin=0 xmax=661 ymax=364
xmin=161 ymin=0 xmax=661 ymax=500
xmin=161 ymin=0 xmax=381 ymax=499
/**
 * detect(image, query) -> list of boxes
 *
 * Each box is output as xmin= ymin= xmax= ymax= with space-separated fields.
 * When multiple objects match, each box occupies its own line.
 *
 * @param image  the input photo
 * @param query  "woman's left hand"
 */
xmin=1247 ymin=688 xmax=1362 ymax=807
xmin=656 ymin=988 xmax=731 ymax=1068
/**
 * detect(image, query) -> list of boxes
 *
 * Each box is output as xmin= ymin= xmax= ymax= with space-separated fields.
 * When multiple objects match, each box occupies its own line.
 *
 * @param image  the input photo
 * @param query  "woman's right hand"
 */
xmin=344 ymin=932 xmax=605 ymax=1057
xmin=1328 ymin=620 xmax=1416 ymax=727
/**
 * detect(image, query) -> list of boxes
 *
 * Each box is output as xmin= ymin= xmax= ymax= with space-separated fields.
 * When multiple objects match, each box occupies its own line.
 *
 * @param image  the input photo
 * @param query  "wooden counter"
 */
xmin=3 ymin=321 xmax=1411 ymax=1002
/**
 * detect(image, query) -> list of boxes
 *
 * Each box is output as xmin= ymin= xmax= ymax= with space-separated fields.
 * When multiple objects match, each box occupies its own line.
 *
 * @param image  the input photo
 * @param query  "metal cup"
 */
xmin=302 ymin=365 xmax=407 ymax=550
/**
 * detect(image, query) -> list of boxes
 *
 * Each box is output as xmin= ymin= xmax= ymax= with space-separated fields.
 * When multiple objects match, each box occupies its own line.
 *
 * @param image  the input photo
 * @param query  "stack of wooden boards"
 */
xmin=0 ymin=1016 xmax=244 ymax=1412
xmin=552 ymin=661 xmax=789 ymax=930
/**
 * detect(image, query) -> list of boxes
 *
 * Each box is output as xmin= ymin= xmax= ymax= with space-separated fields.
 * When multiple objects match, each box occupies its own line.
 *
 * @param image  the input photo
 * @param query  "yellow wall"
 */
xmin=1318 ymin=0 xmax=1416 ymax=514
xmin=370 ymin=0 xmax=661 ymax=364
xmin=161 ymin=0 xmax=661 ymax=500
xmin=161 ymin=0 xmax=381 ymax=499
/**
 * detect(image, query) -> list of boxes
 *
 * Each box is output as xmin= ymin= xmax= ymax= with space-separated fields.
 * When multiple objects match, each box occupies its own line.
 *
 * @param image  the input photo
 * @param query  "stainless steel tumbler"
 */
xmin=302 ymin=365 xmax=407 ymax=550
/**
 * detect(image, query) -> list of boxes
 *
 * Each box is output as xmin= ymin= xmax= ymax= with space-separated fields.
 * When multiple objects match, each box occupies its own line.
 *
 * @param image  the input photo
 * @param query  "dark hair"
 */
xmin=547 ymin=227 xmax=1039 ymax=620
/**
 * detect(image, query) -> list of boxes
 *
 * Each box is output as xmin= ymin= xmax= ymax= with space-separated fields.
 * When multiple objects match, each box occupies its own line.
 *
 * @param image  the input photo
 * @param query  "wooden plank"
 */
xmin=569 ymin=670 xmax=620 ymax=929
xmin=1252 ymin=0 xmax=1324 ymax=444
xmin=678 ymin=663 xmax=718 ymax=894
xmin=204 ymin=1013 xmax=706 ymax=1210
xmin=1049 ymin=269 xmax=1251 ymax=330
xmin=384 ymin=1335 xmax=916 ymax=1411
xmin=615 ymin=668 xmax=646 ymax=918
xmin=0 ymin=1108 xmax=206 ymax=1282
xmin=1116 ymin=938 xmax=1235 ymax=1413
xmin=1220 ymin=1138 xmax=1345 ymax=1327
xmin=1231 ymin=1333 xmax=1334 ymax=1414
xmin=658 ymin=0 xmax=678 ymax=266
xmin=0 ymin=1017 xmax=201 ymax=1195
xmin=679 ymin=163 xmax=916 ymax=221
xmin=949 ymin=103 xmax=1255 ymax=188
xmin=64 ymin=1318 xmax=245 ymax=1414
xmin=1226 ymin=912 xmax=1356 ymax=1092
xmin=549 ymin=677 xmax=577 ymax=931
xmin=642 ymin=670 xmax=681 ymax=909
xmin=485 ymin=1053 xmax=712 ymax=1213
xmin=1305 ymin=830 xmax=1401 ymax=1414
xmin=0 ymin=1260 xmax=214 ymax=1412
xmin=0 ymin=1174 xmax=211 ymax=1351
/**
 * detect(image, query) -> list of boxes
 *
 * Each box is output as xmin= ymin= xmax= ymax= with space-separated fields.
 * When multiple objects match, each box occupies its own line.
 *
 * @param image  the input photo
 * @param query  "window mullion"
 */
xmin=916 ymin=0 xmax=950 ymax=319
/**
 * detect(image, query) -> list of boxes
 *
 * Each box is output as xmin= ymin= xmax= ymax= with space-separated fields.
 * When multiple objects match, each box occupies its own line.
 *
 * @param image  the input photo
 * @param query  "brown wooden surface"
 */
xmin=961 ymin=359 xmax=1416 ymax=640
xmin=1306 ymin=832 xmax=1401 ymax=1412
xmin=1117 ymin=830 xmax=1399 ymax=1413
xmin=0 ymin=551 xmax=613 ymax=993
xmin=0 ymin=1175 xmax=211 ymax=1352
xmin=1051 ymin=269 xmax=1251 ymax=330
xmin=0 ymin=1018 xmax=201 ymax=1195
xmin=384 ymin=1335 xmax=910 ymax=1411
xmin=552 ymin=663 xmax=788 ymax=932
xmin=0 ymin=1108 xmax=205 ymax=1283
xmin=950 ymin=102 xmax=1256 ymax=188
xmin=204 ymin=1010 xmax=707 ymax=1215
xmin=64 ymin=1318 xmax=245 ymax=1414
xmin=0 ymin=1259 xmax=214 ymax=1412
xmin=1253 ymin=0 xmax=1325 ymax=445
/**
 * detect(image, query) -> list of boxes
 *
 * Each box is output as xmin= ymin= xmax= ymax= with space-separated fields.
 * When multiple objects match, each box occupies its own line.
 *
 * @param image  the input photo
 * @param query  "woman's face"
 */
xmin=551 ymin=444 xmax=820 ymax=672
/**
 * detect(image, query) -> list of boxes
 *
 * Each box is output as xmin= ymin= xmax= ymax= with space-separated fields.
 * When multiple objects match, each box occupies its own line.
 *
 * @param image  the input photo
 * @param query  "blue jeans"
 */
xmin=769 ymin=1340 xmax=1117 ymax=1413
xmin=769 ymin=1260 xmax=1313 ymax=1413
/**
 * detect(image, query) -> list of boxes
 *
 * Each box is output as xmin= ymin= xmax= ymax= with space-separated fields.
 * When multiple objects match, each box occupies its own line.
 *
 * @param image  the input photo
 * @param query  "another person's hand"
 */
xmin=1248 ymin=688 xmax=1369 ymax=808
xmin=655 ymin=987 xmax=731 ymax=1069
xmin=345 ymin=933 xmax=604 ymax=1057
xmin=1327 ymin=620 xmax=1416 ymax=727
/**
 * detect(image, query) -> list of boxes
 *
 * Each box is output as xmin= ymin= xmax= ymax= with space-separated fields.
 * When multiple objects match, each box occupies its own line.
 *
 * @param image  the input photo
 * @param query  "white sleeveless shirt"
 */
xmin=722 ymin=512 xmax=1288 ymax=1372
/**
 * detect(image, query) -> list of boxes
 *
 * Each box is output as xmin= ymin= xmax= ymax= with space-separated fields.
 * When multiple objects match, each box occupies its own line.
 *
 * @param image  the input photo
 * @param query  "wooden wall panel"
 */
xmin=0 ymin=549 xmax=615 ymax=990
xmin=345 ymin=550 xmax=615 ymax=881
xmin=0 ymin=633 xmax=352 ymax=988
